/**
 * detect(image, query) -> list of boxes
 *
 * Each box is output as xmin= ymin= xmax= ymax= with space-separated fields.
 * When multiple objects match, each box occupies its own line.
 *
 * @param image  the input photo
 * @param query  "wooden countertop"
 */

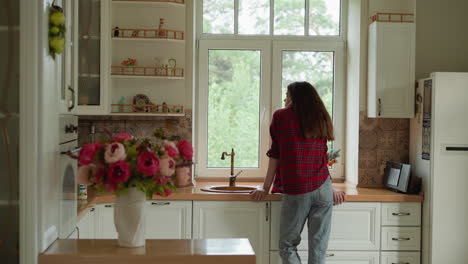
xmin=78 ymin=181 xmax=424 ymax=221
xmin=39 ymin=239 xmax=255 ymax=264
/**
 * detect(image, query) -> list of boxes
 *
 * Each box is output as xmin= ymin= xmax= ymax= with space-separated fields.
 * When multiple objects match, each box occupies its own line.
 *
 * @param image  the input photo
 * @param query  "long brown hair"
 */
xmin=287 ymin=82 xmax=334 ymax=140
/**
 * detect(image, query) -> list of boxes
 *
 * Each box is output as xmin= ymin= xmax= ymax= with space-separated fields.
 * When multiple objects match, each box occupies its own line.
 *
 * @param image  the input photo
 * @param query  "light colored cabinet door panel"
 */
xmin=382 ymin=203 xmax=421 ymax=226
xmin=145 ymin=201 xmax=192 ymax=239
xmin=193 ymin=201 xmax=269 ymax=264
xmin=269 ymin=251 xmax=380 ymax=264
xmin=381 ymin=227 xmax=421 ymax=251
xmin=77 ymin=207 xmax=96 ymax=239
xmin=270 ymin=202 xmax=381 ymax=251
xmin=381 ymin=251 xmax=420 ymax=264
xmin=95 ymin=204 xmax=118 ymax=239
xmin=368 ymin=22 xmax=415 ymax=118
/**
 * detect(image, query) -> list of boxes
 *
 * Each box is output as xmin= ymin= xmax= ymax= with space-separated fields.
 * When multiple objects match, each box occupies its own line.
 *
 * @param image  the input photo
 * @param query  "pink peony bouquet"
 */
xmin=77 ymin=128 xmax=193 ymax=198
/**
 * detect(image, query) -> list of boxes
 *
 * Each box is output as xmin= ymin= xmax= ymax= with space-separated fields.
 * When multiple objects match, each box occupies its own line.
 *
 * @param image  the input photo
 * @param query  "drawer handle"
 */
xmin=104 ymin=204 xmax=113 ymax=208
xmin=392 ymin=212 xmax=411 ymax=216
xmin=326 ymin=254 xmax=335 ymax=257
xmin=392 ymin=237 xmax=411 ymax=241
xmin=151 ymin=202 xmax=170 ymax=206
xmin=392 ymin=262 xmax=410 ymax=264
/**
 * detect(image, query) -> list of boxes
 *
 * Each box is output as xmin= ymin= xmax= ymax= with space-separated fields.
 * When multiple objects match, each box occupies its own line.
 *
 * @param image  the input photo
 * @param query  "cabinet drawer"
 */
xmin=381 ymin=252 xmax=420 ymax=264
xmin=381 ymin=227 xmax=421 ymax=251
xmin=269 ymin=251 xmax=379 ymax=264
xmin=382 ymin=203 xmax=421 ymax=226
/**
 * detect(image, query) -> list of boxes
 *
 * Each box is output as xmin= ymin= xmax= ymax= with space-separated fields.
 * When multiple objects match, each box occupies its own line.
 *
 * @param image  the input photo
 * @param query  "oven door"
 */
xmin=59 ymin=140 xmax=79 ymax=238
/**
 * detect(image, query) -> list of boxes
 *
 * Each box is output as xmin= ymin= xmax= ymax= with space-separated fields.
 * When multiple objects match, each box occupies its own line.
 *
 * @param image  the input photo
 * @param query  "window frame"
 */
xmin=195 ymin=0 xmax=347 ymax=179
xmin=196 ymin=40 xmax=272 ymax=178
xmin=272 ymin=41 xmax=345 ymax=178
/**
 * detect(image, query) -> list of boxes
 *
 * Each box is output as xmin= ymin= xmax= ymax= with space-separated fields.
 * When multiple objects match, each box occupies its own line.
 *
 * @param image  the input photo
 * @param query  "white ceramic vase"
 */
xmin=114 ymin=187 xmax=146 ymax=247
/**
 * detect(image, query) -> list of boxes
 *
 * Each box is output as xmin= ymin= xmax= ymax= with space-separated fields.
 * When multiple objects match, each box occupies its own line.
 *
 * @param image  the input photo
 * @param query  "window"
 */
xmin=197 ymin=0 xmax=346 ymax=179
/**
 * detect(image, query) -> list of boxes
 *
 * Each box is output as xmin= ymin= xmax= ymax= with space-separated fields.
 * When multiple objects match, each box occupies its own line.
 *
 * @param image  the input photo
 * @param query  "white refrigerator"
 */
xmin=410 ymin=72 xmax=468 ymax=264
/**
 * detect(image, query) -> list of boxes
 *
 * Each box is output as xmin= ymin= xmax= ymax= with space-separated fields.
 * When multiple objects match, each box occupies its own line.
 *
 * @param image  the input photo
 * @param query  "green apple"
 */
xmin=50 ymin=11 xmax=65 ymax=26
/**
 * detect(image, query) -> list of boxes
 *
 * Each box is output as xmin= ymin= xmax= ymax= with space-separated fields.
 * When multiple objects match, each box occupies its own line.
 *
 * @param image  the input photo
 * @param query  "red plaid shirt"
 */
xmin=267 ymin=107 xmax=330 ymax=195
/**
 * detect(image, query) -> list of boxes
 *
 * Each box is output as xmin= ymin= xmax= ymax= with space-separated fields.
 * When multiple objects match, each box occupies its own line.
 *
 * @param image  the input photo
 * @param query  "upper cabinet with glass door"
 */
xmin=59 ymin=0 xmax=78 ymax=114
xmin=76 ymin=0 xmax=109 ymax=115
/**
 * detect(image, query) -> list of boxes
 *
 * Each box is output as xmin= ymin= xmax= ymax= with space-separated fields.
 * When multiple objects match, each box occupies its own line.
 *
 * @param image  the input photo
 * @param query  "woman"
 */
xmin=251 ymin=81 xmax=345 ymax=264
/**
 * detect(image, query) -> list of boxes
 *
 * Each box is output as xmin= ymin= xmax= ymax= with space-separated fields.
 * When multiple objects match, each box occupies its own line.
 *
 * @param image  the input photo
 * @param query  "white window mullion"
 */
xmin=270 ymin=0 xmax=274 ymax=36
xmin=305 ymin=0 xmax=310 ymax=36
xmin=234 ymin=0 xmax=239 ymax=35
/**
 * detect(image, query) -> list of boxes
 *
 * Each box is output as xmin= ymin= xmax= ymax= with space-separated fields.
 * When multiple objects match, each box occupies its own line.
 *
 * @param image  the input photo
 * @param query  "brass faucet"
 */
xmin=221 ymin=149 xmax=242 ymax=186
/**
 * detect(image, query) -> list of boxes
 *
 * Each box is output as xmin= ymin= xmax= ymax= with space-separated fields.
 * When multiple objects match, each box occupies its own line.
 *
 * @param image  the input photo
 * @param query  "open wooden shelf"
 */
xmin=112 ymin=0 xmax=185 ymax=7
xmin=112 ymin=28 xmax=184 ymax=41
xmin=111 ymin=66 xmax=184 ymax=79
xmin=111 ymin=103 xmax=185 ymax=116
xmin=370 ymin=13 xmax=414 ymax=23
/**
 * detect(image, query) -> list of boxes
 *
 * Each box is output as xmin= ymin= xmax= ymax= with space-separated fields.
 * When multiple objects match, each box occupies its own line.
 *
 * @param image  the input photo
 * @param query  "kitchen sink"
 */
xmin=201 ymin=185 xmax=260 ymax=193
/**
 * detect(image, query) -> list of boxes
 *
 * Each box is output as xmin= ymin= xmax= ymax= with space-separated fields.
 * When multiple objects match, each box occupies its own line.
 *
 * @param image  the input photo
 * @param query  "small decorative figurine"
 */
xmin=158 ymin=18 xmax=166 ymax=38
xmin=121 ymin=58 xmax=137 ymax=66
xmin=113 ymin=27 xmax=120 ymax=37
xmin=132 ymin=30 xmax=139 ymax=37
xmin=162 ymin=102 xmax=169 ymax=113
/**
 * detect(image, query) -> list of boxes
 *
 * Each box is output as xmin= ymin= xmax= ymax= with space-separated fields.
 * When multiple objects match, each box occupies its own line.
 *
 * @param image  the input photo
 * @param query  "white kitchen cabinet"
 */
xmin=381 ymin=252 xmax=420 ymax=264
xmin=77 ymin=207 xmax=96 ymax=239
xmin=270 ymin=202 xmax=381 ymax=251
xmin=95 ymin=203 xmax=118 ymax=239
xmin=269 ymin=251 xmax=380 ymax=264
xmin=193 ymin=201 xmax=270 ymax=264
xmin=368 ymin=21 xmax=415 ymax=118
xmin=146 ymin=201 xmax=192 ymax=239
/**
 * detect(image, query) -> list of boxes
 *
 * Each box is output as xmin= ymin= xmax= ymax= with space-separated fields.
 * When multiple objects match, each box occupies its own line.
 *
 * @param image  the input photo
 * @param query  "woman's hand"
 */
xmin=251 ymin=188 xmax=267 ymax=201
xmin=333 ymin=190 xmax=346 ymax=205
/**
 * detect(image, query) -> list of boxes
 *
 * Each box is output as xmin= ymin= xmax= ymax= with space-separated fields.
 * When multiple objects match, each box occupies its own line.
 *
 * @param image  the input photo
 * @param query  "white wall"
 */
xmin=415 ymin=0 xmax=468 ymax=79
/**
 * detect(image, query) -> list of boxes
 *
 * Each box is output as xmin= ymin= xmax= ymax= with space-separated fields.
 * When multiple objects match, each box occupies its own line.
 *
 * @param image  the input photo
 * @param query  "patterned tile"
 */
xmin=377 ymin=130 xmax=397 ymax=150
xmin=359 ymin=150 xmax=378 ymax=169
xmin=359 ymin=130 xmax=378 ymax=150
xmin=358 ymin=111 xmax=410 ymax=186
xmin=78 ymin=113 xmax=193 ymax=146
xmin=378 ymin=118 xmax=398 ymax=131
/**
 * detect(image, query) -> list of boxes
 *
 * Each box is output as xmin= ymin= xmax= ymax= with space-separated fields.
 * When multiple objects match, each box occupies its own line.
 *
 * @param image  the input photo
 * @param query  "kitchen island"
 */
xmin=39 ymin=238 xmax=255 ymax=264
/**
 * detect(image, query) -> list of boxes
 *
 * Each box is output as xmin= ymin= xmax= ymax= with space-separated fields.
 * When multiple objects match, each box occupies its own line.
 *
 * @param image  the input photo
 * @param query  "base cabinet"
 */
xmin=145 ymin=201 xmax=192 ymax=239
xmin=269 ymin=251 xmax=380 ymax=264
xmin=381 ymin=252 xmax=420 ymax=264
xmin=270 ymin=202 xmax=381 ymax=251
xmin=193 ymin=201 xmax=270 ymax=264
xmin=77 ymin=207 xmax=96 ymax=239
xmin=95 ymin=204 xmax=118 ymax=239
xmin=78 ymin=201 xmax=192 ymax=239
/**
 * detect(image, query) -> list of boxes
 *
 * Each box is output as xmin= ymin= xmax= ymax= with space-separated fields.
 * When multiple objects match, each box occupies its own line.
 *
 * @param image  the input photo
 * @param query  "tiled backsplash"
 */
xmin=78 ymin=110 xmax=409 ymax=187
xmin=78 ymin=110 xmax=192 ymax=146
xmin=358 ymin=111 xmax=410 ymax=187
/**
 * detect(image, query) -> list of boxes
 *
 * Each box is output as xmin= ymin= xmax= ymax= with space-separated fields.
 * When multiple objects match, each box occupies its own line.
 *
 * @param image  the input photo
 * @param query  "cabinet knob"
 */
xmin=392 ymin=212 xmax=411 ymax=216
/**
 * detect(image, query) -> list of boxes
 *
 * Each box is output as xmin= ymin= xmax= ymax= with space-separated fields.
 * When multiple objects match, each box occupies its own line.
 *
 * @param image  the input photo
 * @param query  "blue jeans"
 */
xmin=279 ymin=177 xmax=333 ymax=264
